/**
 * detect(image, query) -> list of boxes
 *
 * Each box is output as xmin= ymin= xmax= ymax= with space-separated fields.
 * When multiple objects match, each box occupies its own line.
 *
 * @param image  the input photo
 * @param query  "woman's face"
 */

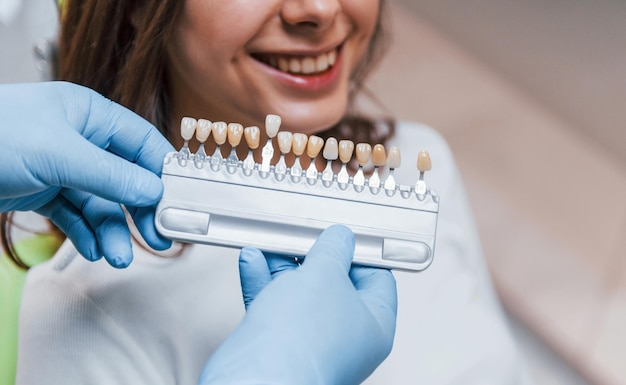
xmin=166 ymin=0 xmax=380 ymax=137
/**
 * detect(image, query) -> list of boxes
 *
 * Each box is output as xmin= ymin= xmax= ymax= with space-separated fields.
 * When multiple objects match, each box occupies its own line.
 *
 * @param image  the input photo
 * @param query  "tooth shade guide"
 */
xmin=171 ymin=115 xmax=438 ymax=200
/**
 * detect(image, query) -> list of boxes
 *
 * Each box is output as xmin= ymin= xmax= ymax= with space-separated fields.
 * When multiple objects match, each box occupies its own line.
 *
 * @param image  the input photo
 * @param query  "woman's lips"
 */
xmin=250 ymin=47 xmax=342 ymax=92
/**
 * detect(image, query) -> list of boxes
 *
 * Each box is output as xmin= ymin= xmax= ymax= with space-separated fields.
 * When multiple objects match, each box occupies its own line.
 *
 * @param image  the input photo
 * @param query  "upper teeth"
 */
xmin=263 ymin=49 xmax=337 ymax=75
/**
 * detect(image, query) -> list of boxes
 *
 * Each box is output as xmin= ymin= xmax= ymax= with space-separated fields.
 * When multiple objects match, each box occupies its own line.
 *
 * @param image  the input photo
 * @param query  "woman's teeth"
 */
xmin=259 ymin=49 xmax=337 ymax=75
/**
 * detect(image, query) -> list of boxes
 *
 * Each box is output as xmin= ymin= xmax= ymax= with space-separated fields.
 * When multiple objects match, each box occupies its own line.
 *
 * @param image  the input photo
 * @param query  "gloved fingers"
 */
xmin=62 ymin=189 xmax=133 ymax=268
xmin=42 ymin=135 xmax=166 ymax=208
xmin=264 ymin=252 xmax=300 ymax=278
xmin=350 ymin=266 xmax=398 ymax=340
xmin=125 ymin=205 xmax=172 ymax=251
xmin=301 ymin=224 xmax=355 ymax=274
xmin=62 ymin=82 xmax=174 ymax=174
xmin=239 ymin=247 xmax=273 ymax=310
xmin=35 ymin=196 xmax=101 ymax=262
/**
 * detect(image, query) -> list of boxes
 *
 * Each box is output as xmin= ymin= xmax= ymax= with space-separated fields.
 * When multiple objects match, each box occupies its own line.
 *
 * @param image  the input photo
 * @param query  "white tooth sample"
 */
xmin=384 ymin=146 xmax=401 ymax=191
xmin=227 ymin=123 xmax=244 ymax=147
xmin=180 ymin=117 xmax=197 ymax=141
xmin=289 ymin=133 xmax=308 ymax=178
xmin=369 ymin=144 xmax=386 ymax=188
xmin=323 ymin=137 xmax=338 ymax=160
xmin=179 ymin=117 xmax=197 ymax=159
xmin=302 ymin=57 xmax=316 ymax=74
xmin=387 ymin=146 xmax=401 ymax=169
xmin=196 ymin=119 xmax=212 ymax=143
xmin=265 ymin=114 xmax=281 ymax=138
xmin=337 ymin=140 xmax=354 ymax=184
xmin=316 ymin=54 xmax=329 ymax=72
xmin=278 ymin=57 xmax=289 ymax=72
xmin=288 ymin=58 xmax=301 ymax=73
xmin=328 ymin=49 xmax=336 ymax=66
xmin=226 ymin=123 xmax=244 ymax=164
xmin=211 ymin=121 xmax=228 ymax=145
xmin=415 ymin=150 xmax=432 ymax=196
xmin=195 ymin=118 xmax=212 ymax=159
xmin=322 ymin=137 xmax=338 ymax=182
xmin=305 ymin=135 xmax=324 ymax=181
xmin=353 ymin=143 xmax=371 ymax=186
xmin=243 ymin=125 xmax=260 ymax=170
xmin=261 ymin=114 xmax=281 ymax=172
xmin=277 ymin=131 xmax=293 ymax=154
xmin=276 ymin=131 xmax=293 ymax=174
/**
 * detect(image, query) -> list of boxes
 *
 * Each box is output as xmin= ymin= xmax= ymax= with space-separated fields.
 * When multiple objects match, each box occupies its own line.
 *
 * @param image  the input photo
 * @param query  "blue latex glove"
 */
xmin=200 ymin=225 xmax=398 ymax=385
xmin=0 ymin=81 xmax=174 ymax=267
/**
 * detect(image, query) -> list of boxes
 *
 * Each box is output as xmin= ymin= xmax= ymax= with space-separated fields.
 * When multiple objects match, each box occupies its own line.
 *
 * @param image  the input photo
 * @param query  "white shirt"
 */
xmin=17 ymin=121 xmax=532 ymax=384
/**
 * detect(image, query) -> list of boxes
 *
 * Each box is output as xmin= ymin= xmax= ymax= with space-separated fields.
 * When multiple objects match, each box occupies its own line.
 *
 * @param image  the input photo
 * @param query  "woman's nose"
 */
xmin=280 ymin=0 xmax=341 ymax=31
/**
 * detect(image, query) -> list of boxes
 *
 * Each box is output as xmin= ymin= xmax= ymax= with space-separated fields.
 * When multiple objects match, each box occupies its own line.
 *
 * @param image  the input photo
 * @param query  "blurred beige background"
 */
xmin=3 ymin=0 xmax=625 ymax=384
xmin=369 ymin=1 xmax=626 ymax=384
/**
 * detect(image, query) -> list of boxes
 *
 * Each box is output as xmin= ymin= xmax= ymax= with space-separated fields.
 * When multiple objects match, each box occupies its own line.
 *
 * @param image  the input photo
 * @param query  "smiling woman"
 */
xmin=13 ymin=0 xmax=530 ymax=384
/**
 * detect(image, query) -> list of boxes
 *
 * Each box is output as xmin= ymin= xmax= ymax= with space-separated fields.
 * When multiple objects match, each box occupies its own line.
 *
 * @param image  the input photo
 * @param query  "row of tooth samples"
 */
xmin=178 ymin=115 xmax=432 ymax=196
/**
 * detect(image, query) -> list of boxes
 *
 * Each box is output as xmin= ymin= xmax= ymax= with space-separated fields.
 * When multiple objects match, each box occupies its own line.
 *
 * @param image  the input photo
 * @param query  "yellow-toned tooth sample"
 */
xmin=339 ymin=140 xmax=354 ymax=164
xmin=211 ymin=122 xmax=228 ymax=145
xmin=369 ymin=144 xmax=386 ymax=188
xmin=290 ymin=133 xmax=308 ymax=178
xmin=372 ymin=144 xmax=386 ymax=167
xmin=227 ymin=123 xmax=244 ymax=147
xmin=355 ymin=143 xmax=372 ymax=166
xmin=226 ymin=123 xmax=244 ymax=164
xmin=306 ymin=135 xmax=324 ymax=181
xmin=306 ymin=135 xmax=324 ymax=158
xmin=244 ymin=126 xmax=260 ymax=150
xmin=243 ymin=126 xmax=260 ymax=171
xmin=292 ymin=133 xmax=308 ymax=156
xmin=276 ymin=131 xmax=293 ymax=175
xmin=353 ymin=143 xmax=372 ymax=187
xmin=417 ymin=150 xmax=432 ymax=172
xmin=415 ymin=150 xmax=431 ymax=196
xmin=337 ymin=140 xmax=354 ymax=184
